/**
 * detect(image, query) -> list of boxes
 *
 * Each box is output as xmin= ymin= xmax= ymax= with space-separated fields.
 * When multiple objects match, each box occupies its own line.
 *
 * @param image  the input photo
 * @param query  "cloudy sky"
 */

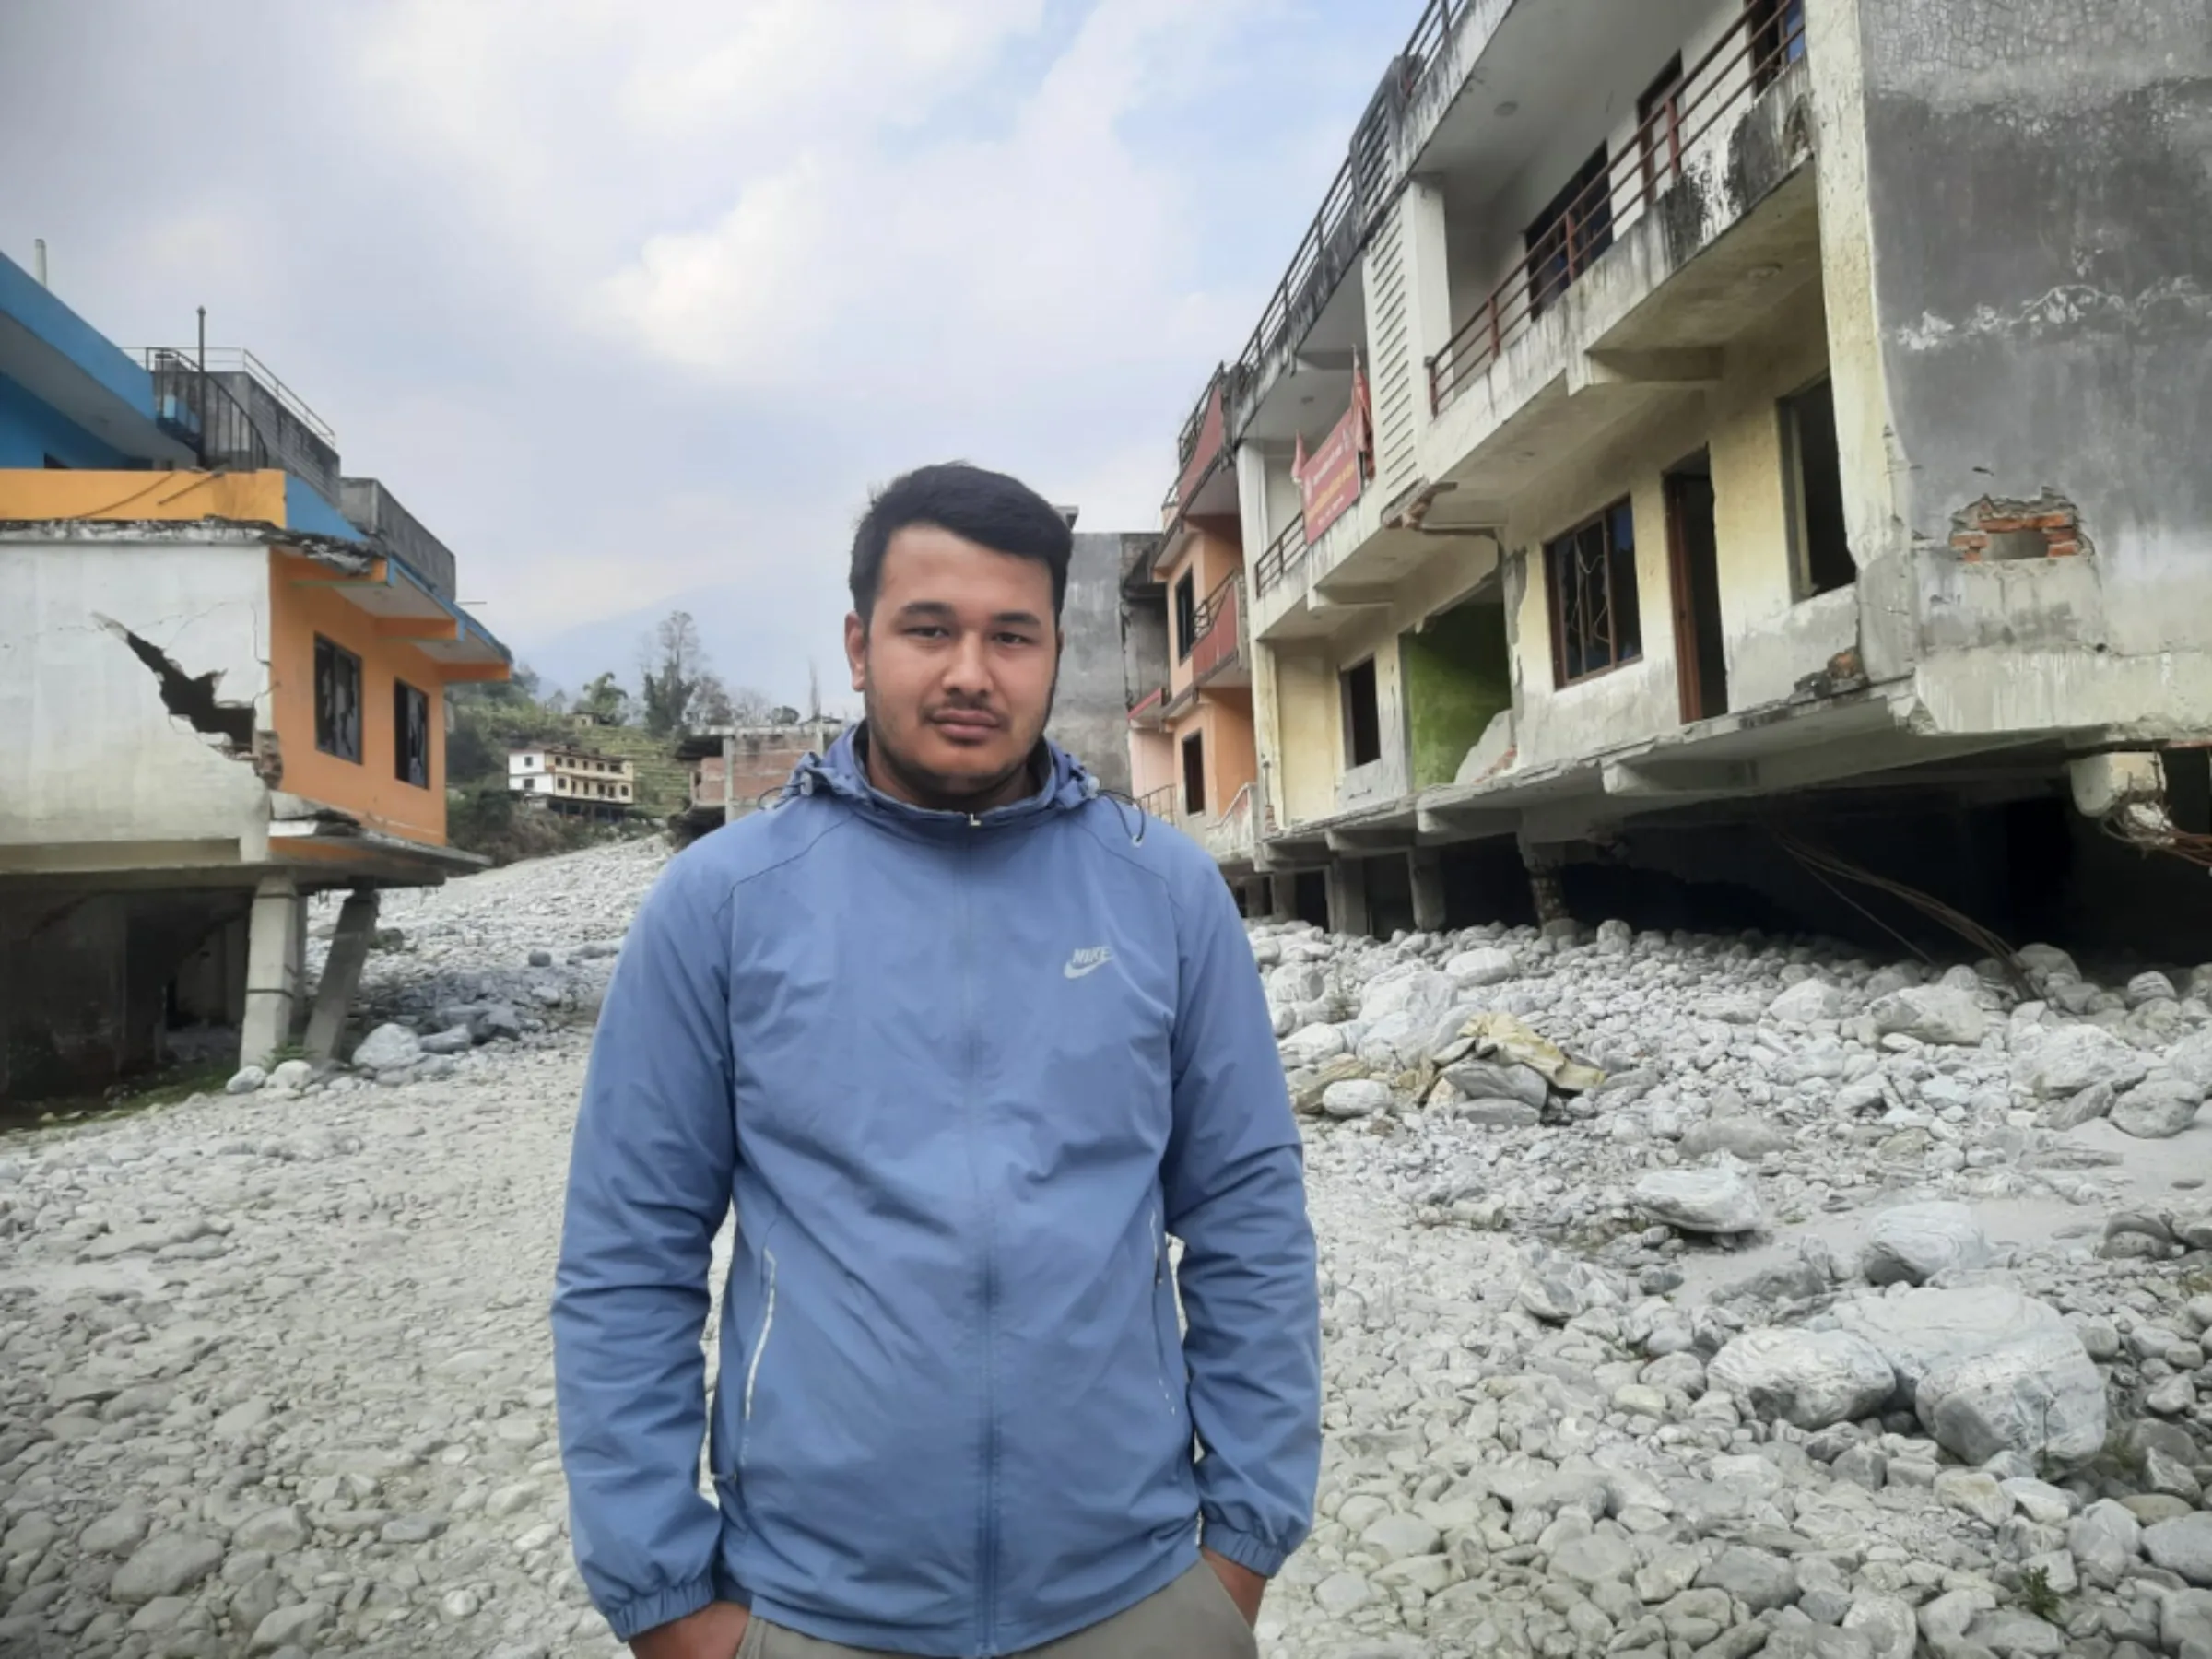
xmin=0 ymin=0 xmax=1410 ymax=703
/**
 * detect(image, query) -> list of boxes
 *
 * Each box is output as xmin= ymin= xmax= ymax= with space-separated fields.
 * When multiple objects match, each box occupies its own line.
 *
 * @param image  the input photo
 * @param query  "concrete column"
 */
xmin=1242 ymin=877 xmax=1270 ymax=919
xmin=1524 ymin=858 xmax=1570 ymax=927
xmin=1410 ymin=849 xmax=1447 ymax=934
xmin=722 ymin=733 xmax=736 ymax=824
xmin=1268 ymin=875 xmax=1297 ymax=923
xmin=303 ymin=889 xmax=380 ymax=1063
xmin=241 ymin=875 xmax=302 ymax=1067
xmin=1325 ymin=857 xmax=1370 ymax=939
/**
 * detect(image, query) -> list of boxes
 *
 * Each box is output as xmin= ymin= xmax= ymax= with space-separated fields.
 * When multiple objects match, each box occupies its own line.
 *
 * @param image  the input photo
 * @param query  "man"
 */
xmin=552 ymin=462 xmax=1321 ymax=1659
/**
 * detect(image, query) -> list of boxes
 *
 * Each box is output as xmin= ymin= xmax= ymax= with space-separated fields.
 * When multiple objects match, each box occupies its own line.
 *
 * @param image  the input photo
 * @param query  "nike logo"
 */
xmin=1064 ymin=947 xmax=1114 ymax=980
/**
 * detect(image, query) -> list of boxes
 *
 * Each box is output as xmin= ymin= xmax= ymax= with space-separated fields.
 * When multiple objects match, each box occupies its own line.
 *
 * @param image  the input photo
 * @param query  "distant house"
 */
xmin=509 ymin=746 xmax=635 ymax=818
xmin=671 ymin=717 xmax=847 ymax=844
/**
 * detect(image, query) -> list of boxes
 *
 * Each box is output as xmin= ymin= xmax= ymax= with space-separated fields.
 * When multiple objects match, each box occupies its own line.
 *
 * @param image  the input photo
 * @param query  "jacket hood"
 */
xmin=787 ymin=723 xmax=1102 ymax=829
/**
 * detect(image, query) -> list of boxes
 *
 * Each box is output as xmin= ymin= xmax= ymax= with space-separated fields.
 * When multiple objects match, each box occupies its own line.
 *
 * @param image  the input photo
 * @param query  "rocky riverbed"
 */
xmin=5 ymin=838 xmax=2212 ymax=1658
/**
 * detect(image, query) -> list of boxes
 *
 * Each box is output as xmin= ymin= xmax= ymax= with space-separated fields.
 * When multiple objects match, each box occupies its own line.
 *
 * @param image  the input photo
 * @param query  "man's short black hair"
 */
xmin=850 ymin=462 xmax=1073 ymax=623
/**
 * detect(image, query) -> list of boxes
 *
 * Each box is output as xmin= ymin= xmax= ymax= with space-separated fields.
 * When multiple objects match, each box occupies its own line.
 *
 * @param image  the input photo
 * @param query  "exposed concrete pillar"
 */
xmin=1410 ymin=849 xmax=1447 ymax=934
xmin=1268 ymin=875 xmax=1297 ymax=924
xmin=241 ymin=875 xmax=302 ymax=1068
xmin=303 ymin=889 xmax=380 ymax=1063
xmin=1521 ymin=845 xmax=1570 ymax=928
xmin=1325 ymin=857 xmax=1371 ymax=939
xmin=1242 ymin=877 xmax=1270 ymax=919
xmin=722 ymin=733 xmax=737 ymax=825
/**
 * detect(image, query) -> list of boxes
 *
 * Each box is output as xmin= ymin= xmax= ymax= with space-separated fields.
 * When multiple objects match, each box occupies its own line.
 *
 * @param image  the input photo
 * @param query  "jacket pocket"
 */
xmin=738 ymin=1247 xmax=779 ymax=1478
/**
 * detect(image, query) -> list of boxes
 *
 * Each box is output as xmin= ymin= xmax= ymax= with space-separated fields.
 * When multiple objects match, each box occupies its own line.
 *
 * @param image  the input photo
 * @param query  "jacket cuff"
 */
xmin=606 ymin=1574 xmax=718 ymax=1643
xmin=1201 ymin=1522 xmax=1291 ymax=1578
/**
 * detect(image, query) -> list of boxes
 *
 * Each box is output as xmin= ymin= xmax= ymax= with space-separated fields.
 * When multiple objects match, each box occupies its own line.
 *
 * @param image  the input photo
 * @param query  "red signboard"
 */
xmin=1293 ymin=356 xmax=1374 ymax=544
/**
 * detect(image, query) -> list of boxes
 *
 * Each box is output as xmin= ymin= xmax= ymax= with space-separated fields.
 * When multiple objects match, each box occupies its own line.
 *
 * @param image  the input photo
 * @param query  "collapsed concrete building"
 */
xmin=1124 ymin=0 xmax=2212 ymax=951
xmin=0 ymin=254 xmax=511 ymax=1102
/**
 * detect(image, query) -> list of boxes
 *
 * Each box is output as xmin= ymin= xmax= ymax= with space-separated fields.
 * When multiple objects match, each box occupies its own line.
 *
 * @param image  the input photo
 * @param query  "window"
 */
xmin=523 ymin=777 xmax=536 ymax=791
xmin=394 ymin=680 xmax=431 ymax=788
xmin=1173 ymin=571 xmax=1198 ymax=662
xmin=313 ymin=635 xmax=362 ymax=762
xmin=1782 ymin=378 xmax=1853 ymax=596
xmin=1638 ymin=54 xmax=1686 ymax=196
xmin=1547 ymin=499 xmax=1642 ymax=685
xmin=1750 ymin=0 xmax=1807 ymax=88
xmin=1182 ymin=731 xmax=1207 ymax=818
xmin=1524 ymin=146 xmax=1614 ymax=319
xmin=1342 ymin=657 xmax=1382 ymax=769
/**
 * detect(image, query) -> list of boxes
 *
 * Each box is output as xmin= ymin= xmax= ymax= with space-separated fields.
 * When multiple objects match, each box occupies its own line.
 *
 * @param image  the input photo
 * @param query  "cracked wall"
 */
xmin=0 ymin=538 xmax=275 ymax=853
xmin=1854 ymin=0 xmax=2212 ymax=707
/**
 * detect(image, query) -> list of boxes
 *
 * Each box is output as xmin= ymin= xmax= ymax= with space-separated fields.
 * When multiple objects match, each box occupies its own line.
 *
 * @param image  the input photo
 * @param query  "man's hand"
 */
xmin=1202 ymin=1548 xmax=1266 ymax=1627
xmin=630 ymin=1599 xmax=748 ymax=1659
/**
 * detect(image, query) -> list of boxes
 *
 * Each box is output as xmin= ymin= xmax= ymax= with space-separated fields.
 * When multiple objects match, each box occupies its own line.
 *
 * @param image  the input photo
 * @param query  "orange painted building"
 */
xmin=1123 ymin=371 xmax=1261 ymax=875
xmin=0 ymin=253 xmax=512 ymax=1097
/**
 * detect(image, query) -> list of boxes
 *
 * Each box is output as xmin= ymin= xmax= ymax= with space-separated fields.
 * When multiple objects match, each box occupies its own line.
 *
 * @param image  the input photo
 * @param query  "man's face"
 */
xmin=845 ymin=524 xmax=1061 ymax=810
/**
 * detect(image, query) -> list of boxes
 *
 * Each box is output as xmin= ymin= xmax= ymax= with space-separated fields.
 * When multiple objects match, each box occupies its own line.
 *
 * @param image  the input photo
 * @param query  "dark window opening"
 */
xmin=1750 ymin=0 xmax=1808 ymax=88
xmin=313 ymin=635 xmax=362 ymax=763
xmin=394 ymin=679 xmax=431 ymax=788
xmin=1182 ymin=730 xmax=1206 ymax=818
xmin=1547 ymin=499 xmax=1642 ymax=686
xmin=1173 ymin=571 xmax=1197 ymax=662
xmin=1783 ymin=378 xmax=1853 ymax=596
xmin=1637 ymin=53 xmax=1686 ymax=196
xmin=1524 ymin=145 xmax=1614 ymax=319
xmin=1342 ymin=657 xmax=1382 ymax=769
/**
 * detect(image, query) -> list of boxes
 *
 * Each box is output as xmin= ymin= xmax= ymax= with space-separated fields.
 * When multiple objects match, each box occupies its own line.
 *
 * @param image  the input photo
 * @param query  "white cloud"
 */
xmin=592 ymin=0 xmax=1263 ymax=406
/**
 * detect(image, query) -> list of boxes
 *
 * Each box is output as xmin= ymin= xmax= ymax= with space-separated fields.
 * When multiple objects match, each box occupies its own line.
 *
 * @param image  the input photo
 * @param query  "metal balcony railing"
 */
xmin=1429 ymin=4 xmax=1807 ymax=417
xmin=1136 ymin=784 xmax=1178 ymax=820
xmin=1253 ymin=513 xmax=1308 ymax=598
xmin=1188 ymin=572 xmax=1243 ymax=684
xmin=1230 ymin=0 xmax=1465 ymax=392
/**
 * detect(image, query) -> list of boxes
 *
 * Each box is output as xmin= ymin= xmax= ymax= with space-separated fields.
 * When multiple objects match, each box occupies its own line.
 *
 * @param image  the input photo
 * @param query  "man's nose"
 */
xmin=942 ymin=632 xmax=992 ymax=697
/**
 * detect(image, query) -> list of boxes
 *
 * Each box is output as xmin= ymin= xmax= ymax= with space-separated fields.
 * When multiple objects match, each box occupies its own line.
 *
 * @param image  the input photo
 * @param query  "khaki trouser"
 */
xmin=735 ymin=1563 xmax=1260 ymax=1659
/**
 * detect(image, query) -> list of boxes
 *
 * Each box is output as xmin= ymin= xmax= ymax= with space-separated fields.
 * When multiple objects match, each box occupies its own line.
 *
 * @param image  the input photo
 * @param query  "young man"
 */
xmin=552 ymin=463 xmax=1321 ymax=1659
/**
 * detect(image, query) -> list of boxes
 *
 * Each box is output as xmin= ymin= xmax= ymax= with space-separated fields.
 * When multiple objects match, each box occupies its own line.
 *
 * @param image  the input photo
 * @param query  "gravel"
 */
xmin=7 ymin=841 xmax=2212 ymax=1658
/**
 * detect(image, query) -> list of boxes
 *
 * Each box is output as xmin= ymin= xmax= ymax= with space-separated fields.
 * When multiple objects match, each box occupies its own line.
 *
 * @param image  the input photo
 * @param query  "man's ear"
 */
xmin=844 ymin=611 xmax=867 ymax=692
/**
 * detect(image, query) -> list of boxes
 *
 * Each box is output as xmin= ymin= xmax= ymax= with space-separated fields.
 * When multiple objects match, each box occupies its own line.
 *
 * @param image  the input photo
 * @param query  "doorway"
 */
xmin=1181 ymin=730 xmax=1207 ymax=818
xmin=1665 ymin=451 xmax=1727 ymax=723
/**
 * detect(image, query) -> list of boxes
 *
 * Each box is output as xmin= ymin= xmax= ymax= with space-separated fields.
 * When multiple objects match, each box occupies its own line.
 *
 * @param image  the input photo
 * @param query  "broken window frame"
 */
xmin=1341 ymin=655 xmax=1383 ymax=770
xmin=394 ymin=678 xmax=432 ymax=789
xmin=313 ymin=634 xmax=363 ymax=764
xmin=1780 ymin=375 xmax=1854 ymax=600
xmin=1547 ymin=499 xmax=1643 ymax=688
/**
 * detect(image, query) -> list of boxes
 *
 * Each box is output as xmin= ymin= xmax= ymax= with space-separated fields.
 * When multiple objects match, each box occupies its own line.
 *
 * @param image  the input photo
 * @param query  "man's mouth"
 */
xmin=930 ymin=710 xmax=1001 ymax=741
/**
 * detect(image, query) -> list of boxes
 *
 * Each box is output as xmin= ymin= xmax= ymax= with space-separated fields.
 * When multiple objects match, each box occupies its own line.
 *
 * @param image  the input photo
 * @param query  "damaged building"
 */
xmin=1124 ymin=0 xmax=2212 ymax=952
xmin=0 ymin=252 xmax=511 ymax=1102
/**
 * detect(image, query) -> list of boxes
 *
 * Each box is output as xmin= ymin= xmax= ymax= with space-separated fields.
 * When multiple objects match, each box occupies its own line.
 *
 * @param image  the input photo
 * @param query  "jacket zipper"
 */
xmin=738 ymin=1248 xmax=778 ymax=1475
xmin=959 ymin=817 xmax=1001 ymax=1653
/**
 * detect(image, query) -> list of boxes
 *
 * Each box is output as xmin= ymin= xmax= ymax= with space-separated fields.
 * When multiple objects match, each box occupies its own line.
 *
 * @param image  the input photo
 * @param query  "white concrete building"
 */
xmin=509 ymin=747 xmax=635 ymax=814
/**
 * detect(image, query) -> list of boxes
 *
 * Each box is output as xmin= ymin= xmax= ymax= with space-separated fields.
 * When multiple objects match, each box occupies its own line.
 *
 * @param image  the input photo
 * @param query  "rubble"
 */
xmin=4 ymin=843 xmax=2212 ymax=1658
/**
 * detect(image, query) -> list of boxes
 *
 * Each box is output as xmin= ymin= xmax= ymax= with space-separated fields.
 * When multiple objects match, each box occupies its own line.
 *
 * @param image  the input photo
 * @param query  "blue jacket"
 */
xmin=552 ymin=731 xmax=1320 ymax=1656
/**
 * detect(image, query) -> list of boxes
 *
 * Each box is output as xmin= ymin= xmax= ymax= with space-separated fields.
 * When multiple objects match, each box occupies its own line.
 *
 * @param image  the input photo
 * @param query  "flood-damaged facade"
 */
xmin=1128 ymin=0 xmax=2212 ymax=941
xmin=0 ymin=253 xmax=510 ymax=1100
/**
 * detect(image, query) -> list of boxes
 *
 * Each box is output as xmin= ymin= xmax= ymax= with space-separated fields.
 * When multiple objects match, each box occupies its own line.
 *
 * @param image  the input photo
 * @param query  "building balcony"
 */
xmin=1184 ymin=571 xmax=1249 ymax=688
xmin=140 ymin=347 xmax=343 ymax=501
xmin=1417 ymin=5 xmax=1817 ymax=512
xmin=340 ymin=477 xmax=459 ymax=602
